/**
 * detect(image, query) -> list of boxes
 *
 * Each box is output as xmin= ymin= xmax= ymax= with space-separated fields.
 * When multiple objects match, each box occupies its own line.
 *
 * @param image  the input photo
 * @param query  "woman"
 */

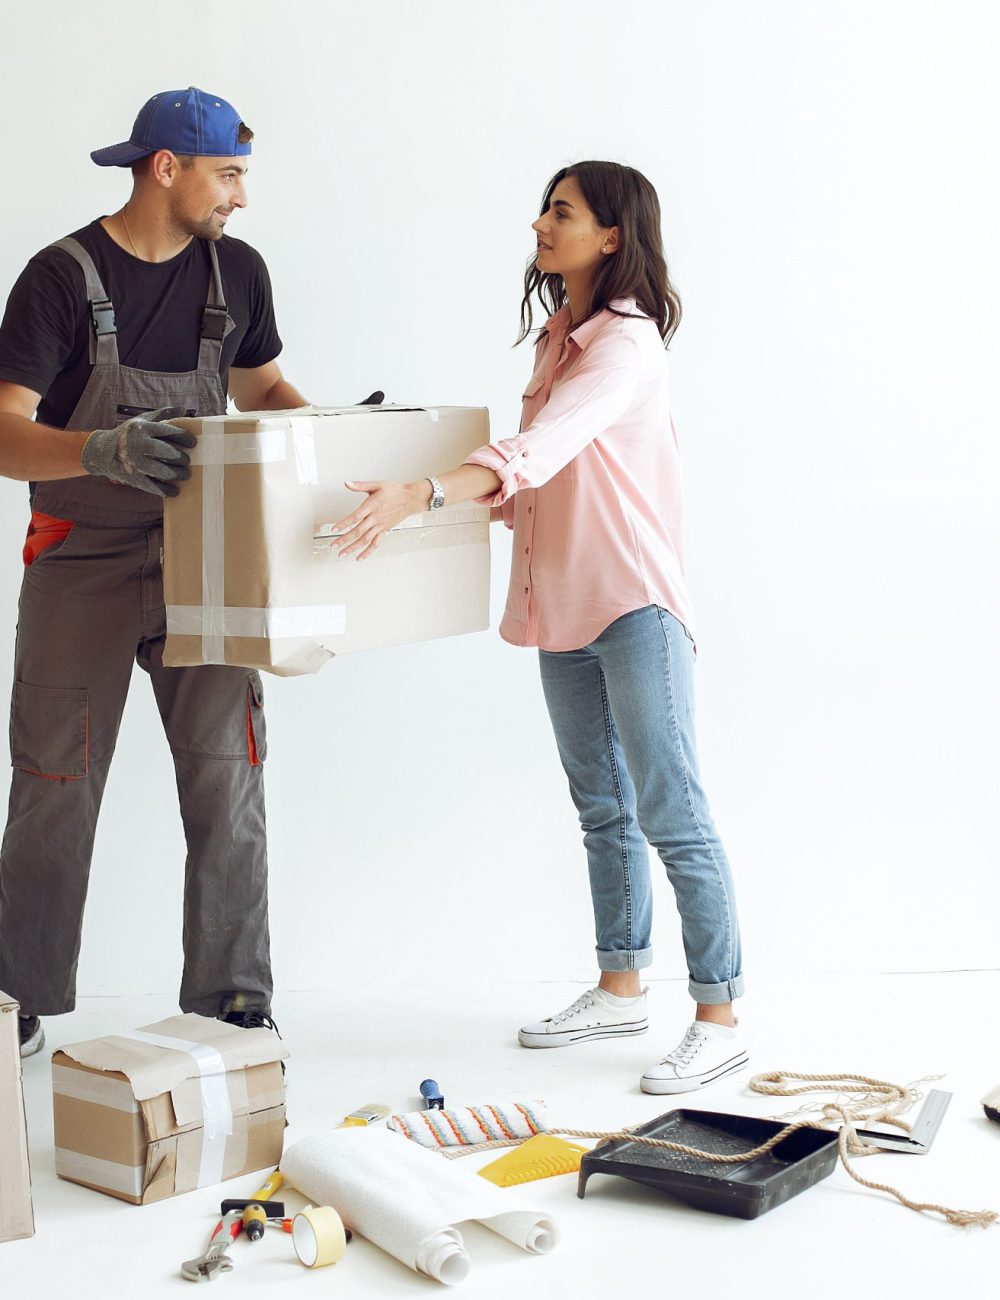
xmin=332 ymin=161 xmax=746 ymax=1094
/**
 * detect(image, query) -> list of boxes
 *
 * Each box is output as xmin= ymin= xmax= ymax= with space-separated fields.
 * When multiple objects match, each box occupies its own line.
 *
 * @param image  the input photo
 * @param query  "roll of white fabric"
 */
xmin=281 ymin=1128 xmax=559 ymax=1285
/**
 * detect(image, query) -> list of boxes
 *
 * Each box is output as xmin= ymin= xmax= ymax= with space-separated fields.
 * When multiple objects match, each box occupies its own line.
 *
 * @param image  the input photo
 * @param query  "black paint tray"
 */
xmin=577 ymin=1109 xmax=839 ymax=1219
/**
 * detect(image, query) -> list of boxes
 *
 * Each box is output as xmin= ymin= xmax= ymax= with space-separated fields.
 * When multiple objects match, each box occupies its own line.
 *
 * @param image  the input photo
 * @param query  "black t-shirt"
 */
xmin=0 ymin=219 xmax=283 ymax=428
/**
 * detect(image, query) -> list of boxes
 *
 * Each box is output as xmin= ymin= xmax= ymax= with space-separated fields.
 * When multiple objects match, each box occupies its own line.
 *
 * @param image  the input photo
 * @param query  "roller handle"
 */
xmin=420 ymin=1079 xmax=444 ymax=1110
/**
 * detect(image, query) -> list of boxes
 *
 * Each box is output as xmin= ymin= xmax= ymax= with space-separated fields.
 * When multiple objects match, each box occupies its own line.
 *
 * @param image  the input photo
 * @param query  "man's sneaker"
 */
xmin=518 ymin=987 xmax=648 ymax=1048
xmin=218 ymin=995 xmax=281 ymax=1037
xmin=220 ymin=1008 xmax=281 ymax=1033
xmin=18 ymin=1014 xmax=45 ymax=1059
xmin=640 ymin=1020 xmax=748 ymax=1094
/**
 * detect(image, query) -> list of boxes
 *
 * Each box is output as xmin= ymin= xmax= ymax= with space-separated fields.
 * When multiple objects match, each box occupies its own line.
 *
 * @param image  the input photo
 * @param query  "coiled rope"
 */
xmin=444 ymin=1071 xmax=995 ymax=1228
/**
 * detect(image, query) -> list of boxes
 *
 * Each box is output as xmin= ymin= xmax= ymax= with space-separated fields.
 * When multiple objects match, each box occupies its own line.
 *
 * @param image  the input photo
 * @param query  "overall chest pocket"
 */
xmin=115 ymin=404 xmax=197 ymax=422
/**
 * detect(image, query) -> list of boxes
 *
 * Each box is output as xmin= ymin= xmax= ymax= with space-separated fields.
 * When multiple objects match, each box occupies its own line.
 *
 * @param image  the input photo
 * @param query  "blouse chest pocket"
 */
xmin=522 ymin=374 xmax=546 ymax=401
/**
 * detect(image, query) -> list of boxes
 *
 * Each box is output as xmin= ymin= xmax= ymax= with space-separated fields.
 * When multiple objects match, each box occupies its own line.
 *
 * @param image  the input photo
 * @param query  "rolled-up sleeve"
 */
xmin=464 ymin=322 xmax=642 ymax=505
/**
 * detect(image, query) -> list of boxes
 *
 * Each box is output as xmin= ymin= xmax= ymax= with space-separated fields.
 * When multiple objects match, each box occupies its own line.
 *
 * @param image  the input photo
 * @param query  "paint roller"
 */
xmin=388 ymin=1100 xmax=549 ymax=1149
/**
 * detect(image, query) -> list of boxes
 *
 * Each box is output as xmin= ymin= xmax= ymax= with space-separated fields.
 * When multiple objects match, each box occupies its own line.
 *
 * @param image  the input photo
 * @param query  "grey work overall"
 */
xmin=0 ymin=236 xmax=272 ymax=1017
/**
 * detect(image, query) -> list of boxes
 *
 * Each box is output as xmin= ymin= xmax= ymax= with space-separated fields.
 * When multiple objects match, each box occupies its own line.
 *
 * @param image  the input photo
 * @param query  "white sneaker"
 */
xmin=518 ymin=987 xmax=649 ymax=1048
xmin=640 ymin=1020 xmax=748 ymax=1093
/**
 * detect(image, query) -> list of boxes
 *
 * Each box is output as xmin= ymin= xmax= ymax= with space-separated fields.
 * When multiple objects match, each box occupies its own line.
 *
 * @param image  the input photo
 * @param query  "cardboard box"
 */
xmin=52 ymin=1014 xmax=287 ymax=1205
xmin=163 ymin=404 xmax=492 ymax=676
xmin=0 ymin=992 xmax=33 ymax=1242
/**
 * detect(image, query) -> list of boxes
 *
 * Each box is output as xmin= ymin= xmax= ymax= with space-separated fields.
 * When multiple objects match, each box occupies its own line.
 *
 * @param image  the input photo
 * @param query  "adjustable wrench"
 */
xmin=181 ymin=1210 xmax=243 ymax=1283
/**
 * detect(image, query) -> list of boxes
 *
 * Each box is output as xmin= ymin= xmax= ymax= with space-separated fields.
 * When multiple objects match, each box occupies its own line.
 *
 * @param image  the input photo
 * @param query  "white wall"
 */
xmin=0 ymin=0 xmax=997 ymax=1002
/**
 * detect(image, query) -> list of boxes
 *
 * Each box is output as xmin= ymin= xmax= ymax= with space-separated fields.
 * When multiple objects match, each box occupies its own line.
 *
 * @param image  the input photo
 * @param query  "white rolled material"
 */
xmin=281 ymin=1128 xmax=559 ymax=1285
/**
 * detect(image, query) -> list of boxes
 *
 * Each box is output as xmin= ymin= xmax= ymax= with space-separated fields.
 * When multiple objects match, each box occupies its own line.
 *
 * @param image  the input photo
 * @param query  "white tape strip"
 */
xmin=292 ymin=418 xmax=320 ymax=485
xmin=315 ymin=502 xmax=488 ymax=539
xmin=119 ymin=1029 xmax=233 ymax=1190
xmin=188 ymin=428 xmax=288 ymax=465
xmin=167 ymin=605 xmax=347 ymax=639
xmin=55 ymin=1147 xmax=144 ymax=1198
xmin=190 ymin=419 xmax=319 ymax=661
xmin=52 ymin=1064 xmax=140 ymax=1114
xmin=199 ymin=417 xmax=227 ymax=664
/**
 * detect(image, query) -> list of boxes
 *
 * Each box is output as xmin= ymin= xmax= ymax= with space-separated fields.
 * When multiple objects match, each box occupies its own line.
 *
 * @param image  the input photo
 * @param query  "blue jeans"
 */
xmin=539 ymin=605 xmax=743 ymax=1004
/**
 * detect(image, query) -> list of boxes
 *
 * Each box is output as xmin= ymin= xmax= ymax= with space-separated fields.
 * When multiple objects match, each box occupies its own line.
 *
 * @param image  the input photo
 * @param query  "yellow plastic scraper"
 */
xmin=478 ymin=1133 xmax=589 ymax=1187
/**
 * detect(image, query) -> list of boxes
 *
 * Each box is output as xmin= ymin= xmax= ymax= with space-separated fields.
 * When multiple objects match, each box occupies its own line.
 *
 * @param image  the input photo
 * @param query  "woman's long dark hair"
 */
xmin=517 ymin=161 xmax=681 ymax=347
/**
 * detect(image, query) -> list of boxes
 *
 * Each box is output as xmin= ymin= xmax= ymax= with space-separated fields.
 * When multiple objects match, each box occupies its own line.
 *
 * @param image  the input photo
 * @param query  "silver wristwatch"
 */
xmin=426 ymin=476 xmax=445 ymax=510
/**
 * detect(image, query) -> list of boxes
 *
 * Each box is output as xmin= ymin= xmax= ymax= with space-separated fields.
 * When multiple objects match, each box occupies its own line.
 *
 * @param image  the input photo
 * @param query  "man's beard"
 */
xmin=170 ymin=210 xmax=226 ymax=242
xmin=186 ymin=214 xmax=225 ymax=242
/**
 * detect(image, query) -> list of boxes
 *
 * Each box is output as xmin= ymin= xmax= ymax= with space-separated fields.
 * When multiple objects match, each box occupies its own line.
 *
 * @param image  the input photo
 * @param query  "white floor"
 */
xmin=5 ymin=970 xmax=999 ymax=1299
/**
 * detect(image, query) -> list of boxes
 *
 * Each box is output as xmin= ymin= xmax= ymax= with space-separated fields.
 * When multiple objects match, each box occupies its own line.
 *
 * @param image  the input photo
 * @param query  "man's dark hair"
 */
xmin=130 ymin=123 xmax=253 ymax=178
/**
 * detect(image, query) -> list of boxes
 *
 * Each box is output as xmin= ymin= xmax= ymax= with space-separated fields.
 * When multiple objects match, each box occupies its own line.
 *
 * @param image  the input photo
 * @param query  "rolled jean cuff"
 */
xmin=688 ymin=974 xmax=745 ymax=1004
xmin=596 ymin=945 xmax=653 ymax=972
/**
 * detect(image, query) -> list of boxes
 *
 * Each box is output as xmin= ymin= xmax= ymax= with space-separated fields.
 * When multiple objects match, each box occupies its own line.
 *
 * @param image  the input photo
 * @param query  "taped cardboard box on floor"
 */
xmin=0 ymin=991 xmax=33 ymax=1243
xmin=52 ymin=1013 xmax=287 ymax=1206
xmin=163 ymin=404 xmax=492 ymax=676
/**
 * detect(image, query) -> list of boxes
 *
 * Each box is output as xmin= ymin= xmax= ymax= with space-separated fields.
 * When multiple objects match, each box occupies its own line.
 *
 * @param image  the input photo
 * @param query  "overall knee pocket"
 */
xmin=11 ymin=681 xmax=89 ymax=779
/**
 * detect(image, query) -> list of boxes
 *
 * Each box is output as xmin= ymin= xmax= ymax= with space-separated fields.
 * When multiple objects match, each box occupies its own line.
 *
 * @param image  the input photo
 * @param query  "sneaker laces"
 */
xmin=663 ymin=1023 xmax=708 ymax=1067
xmin=225 ymin=1009 xmax=282 ymax=1037
xmin=551 ymin=990 xmax=600 ymax=1025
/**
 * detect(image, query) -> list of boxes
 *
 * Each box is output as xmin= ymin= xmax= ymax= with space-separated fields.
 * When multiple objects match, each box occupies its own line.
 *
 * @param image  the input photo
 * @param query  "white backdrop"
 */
xmin=0 ymin=0 xmax=996 ymax=1002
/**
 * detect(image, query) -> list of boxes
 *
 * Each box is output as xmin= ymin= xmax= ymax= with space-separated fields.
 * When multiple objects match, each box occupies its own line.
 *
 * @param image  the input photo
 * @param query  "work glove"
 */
xmin=80 ymin=406 xmax=198 ymax=497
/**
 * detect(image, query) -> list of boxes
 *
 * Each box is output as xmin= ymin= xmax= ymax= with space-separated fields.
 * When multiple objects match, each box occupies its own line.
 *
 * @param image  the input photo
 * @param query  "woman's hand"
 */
xmin=331 ymin=479 xmax=431 ymax=560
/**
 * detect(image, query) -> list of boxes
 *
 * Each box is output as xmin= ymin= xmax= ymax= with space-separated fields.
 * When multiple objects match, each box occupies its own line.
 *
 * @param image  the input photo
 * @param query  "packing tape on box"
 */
xmin=315 ymin=504 xmax=489 ymax=540
xmin=191 ymin=417 xmax=323 ymax=662
xmin=187 ymin=427 xmax=288 ymax=466
xmin=291 ymin=417 xmax=320 ymax=485
xmin=118 ymin=1029 xmax=233 ymax=1188
xmin=292 ymin=1205 xmax=348 ymax=1268
xmin=313 ymin=508 xmax=490 ymax=566
xmin=54 ymin=1147 xmax=145 ymax=1199
xmin=188 ymin=419 xmax=320 ymax=482
xmin=166 ymin=604 xmax=347 ymax=639
xmin=52 ymin=1063 xmax=140 ymax=1114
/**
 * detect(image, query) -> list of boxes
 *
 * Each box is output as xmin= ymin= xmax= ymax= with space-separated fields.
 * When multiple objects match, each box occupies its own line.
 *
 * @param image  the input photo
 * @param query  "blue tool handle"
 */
xmin=420 ymin=1079 xmax=444 ymax=1109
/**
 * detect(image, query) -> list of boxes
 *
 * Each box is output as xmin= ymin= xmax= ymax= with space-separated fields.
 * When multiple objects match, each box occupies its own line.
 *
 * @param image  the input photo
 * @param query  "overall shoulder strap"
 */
xmin=48 ymin=236 xmax=120 ymax=366
xmin=198 ymin=241 xmax=230 ymax=373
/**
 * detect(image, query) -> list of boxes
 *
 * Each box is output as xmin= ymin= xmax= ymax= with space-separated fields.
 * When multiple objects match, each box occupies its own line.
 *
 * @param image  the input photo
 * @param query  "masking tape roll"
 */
xmin=292 ymin=1204 xmax=347 ymax=1268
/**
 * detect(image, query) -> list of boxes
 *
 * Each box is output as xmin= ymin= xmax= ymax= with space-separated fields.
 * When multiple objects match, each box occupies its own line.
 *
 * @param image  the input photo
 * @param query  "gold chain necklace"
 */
xmin=120 ymin=204 xmax=139 ymax=258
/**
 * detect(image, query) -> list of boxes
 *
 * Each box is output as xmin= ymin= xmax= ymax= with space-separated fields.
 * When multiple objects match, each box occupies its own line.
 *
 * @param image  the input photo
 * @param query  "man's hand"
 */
xmin=80 ymin=406 xmax=197 ymax=497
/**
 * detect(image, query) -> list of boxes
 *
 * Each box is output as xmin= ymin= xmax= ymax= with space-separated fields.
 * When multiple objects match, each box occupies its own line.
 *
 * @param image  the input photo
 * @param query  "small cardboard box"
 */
xmin=52 ymin=1014 xmax=287 ymax=1205
xmin=163 ymin=404 xmax=492 ymax=676
xmin=0 ymin=991 xmax=34 ymax=1243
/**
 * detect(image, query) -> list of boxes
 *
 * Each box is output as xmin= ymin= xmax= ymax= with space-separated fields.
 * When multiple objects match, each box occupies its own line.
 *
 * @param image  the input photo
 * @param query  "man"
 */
xmin=0 ymin=87 xmax=309 ymax=1056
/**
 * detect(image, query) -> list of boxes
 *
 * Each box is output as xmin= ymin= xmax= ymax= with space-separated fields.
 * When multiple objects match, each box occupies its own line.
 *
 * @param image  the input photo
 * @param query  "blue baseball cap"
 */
xmin=91 ymin=87 xmax=252 ymax=167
